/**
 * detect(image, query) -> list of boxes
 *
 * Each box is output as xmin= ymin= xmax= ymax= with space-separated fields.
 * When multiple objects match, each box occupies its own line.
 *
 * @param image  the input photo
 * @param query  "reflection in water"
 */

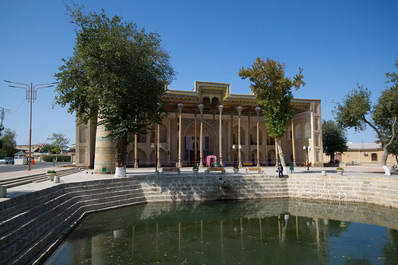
xmin=45 ymin=199 xmax=398 ymax=265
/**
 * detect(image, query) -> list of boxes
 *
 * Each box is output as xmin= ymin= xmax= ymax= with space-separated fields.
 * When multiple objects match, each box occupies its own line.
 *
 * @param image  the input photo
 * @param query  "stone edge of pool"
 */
xmin=0 ymin=173 xmax=397 ymax=264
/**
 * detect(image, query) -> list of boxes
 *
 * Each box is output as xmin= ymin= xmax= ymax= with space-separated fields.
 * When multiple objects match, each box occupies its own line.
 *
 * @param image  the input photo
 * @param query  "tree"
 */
xmin=322 ymin=120 xmax=348 ymax=162
xmin=0 ymin=128 xmax=17 ymax=157
xmin=387 ymin=137 xmax=398 ymax=164
xmin=239 ymin=57 xmax=305 ymax=168
xmin=40 ymin=144 xmax=56 ymax=154
xmin=55 ymin=5 xmax=174 ymax=177
xmin=46 ymin=133 xmax=70 ymax=154
xmin=335 ymin=59 xmax=398 ymax=171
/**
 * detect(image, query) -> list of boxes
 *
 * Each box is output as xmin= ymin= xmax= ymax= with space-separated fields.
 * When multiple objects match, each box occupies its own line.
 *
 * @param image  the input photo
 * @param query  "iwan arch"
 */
xmin=76 ymin=81 xmax=323 ymax=172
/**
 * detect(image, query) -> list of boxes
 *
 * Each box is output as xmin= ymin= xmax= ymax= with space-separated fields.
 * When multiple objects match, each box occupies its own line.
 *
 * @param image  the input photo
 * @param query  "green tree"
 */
xmin=239 ymin=57 xmax=305 ymax=168
xmin=0 ymin=128 xmax=17 ymax=157
xmin=322 ymin=120 xmax=348 ymax=162
xmin=45 ymin=133 xmax=70 ymax=154
xmin=387 ymin=137 xmax=398 ymax=164
xmin=40 ymin=144 xmax=56 ymax=154
xmin=55 ymin=5 xmax=174 ymax=177
xmin=335 ymin=59 xmax=398 ymax=169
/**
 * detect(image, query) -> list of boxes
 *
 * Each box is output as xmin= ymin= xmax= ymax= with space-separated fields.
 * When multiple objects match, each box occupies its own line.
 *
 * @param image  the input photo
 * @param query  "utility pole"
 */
xmin=4 ymin=80 xmax=57 ymax=170
xmin=0 ymin=107 xmax=11 ymax=126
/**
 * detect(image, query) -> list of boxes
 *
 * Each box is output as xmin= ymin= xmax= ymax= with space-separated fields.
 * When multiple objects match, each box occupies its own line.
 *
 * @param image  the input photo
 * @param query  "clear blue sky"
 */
xmin=1 ymin=0 xmax=397 ymax=146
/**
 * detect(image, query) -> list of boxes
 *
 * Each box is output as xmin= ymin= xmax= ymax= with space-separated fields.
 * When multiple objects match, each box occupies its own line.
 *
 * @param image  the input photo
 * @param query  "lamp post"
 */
xmin=237 ymin=106 xmax=243 ymax=167
xmin=232 ymin=144 xmax=242 ymax=166
xmin=177 ymin=103 xmax=183 ymax=168
xmin=255 ymin=106 xmax=261 ymax=167
xmin=218 ymin=105 xmax=223 ymax=166
xmin=151 ymin=143 xmax=157 ymax=173
xmin=198 ymin=104 xmax=204 ymax=167
xmin=4 ymin=80 xmax=56 ymax=171
xmin=151 ymin=140 xmax=162 ymax=173
xmin=303 ymin=145 xmax=311 ymax=170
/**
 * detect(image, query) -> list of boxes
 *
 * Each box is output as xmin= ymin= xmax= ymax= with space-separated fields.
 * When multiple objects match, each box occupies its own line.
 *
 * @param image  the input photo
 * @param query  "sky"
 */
xmin=0 ymin=0 xmax=397 ymax=146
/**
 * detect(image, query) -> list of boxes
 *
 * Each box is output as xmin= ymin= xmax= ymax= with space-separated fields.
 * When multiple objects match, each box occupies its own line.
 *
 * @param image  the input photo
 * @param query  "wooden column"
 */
xmin=219 ymin=105 xmax=223 ymax=165
xmin=291 ymin=119 xmax=296 ymax=166
xmin=256 ymin=117 xmax=260 ymax=167
xmin=134 ymin=134 xmax=138 ymax=168
xmin=237 ymin=106 xmax=242 ymax=167
xmin=247 ymin=114 xmax=250 ymax=165
xmin=177 ymin=103 xmax=183 ymax=168
xmin=194 ymin=112 xmax=197 ymax=164
xmin=157 ymin=124 xmax=160 ymax=168
xmin=198 ymin=104 xmax=204 ymax=167
xmin=275 ymin=140 xmax=279 ymax=166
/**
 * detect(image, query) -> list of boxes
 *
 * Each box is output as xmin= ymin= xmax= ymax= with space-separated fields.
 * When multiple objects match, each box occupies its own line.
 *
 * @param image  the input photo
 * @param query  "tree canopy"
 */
xmin=0 ymin=127 xmax=17 ymax=157
xmin=322 ymin=120 xmax=348 ymax=162
xmin=55 ymin=5 xmax=174 ymax=175
xmin=45 ymin=133 xmax=70 ymax=154
xmin=239 ymin=57 xmax=305 ymax=167
xmin=335 ymin=58 xmax=398 ymax=167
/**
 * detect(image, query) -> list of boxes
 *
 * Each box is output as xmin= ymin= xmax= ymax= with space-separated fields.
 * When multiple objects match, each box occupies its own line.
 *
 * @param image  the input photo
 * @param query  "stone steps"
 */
xmin=0 ymin=168 xmax=81 ymax=188
xmin=0 ymin=177 xmax=148 ymax=265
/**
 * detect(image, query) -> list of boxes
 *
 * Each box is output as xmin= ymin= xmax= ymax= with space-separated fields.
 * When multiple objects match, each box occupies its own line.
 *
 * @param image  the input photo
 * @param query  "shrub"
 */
xmin=42 ymin=155 xmax=71 ymax=162
xmin=47 ymin=170 xmax=56 ymax=174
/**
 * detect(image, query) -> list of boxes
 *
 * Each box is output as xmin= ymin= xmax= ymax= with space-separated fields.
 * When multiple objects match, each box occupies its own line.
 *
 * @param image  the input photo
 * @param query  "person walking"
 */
xmin=278 ymin=163 xmax=284 ymax=178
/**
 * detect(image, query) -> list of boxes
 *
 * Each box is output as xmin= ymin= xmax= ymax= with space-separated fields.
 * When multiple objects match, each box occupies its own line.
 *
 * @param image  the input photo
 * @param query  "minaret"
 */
xmin=94 ymin=119 xmax=116 ymax=174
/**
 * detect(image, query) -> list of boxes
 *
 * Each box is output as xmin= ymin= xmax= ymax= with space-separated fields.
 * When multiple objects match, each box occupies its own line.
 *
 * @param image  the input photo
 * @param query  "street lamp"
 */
xmin=232 ymin=144 xmax=242 ymax=166
xmin=151 ymin=141 xmax=162 ymax=173
xmin=4 ymin=80 xmax=57 ymax=171
xmin=303 ymin=145 xmax=312 ymax=170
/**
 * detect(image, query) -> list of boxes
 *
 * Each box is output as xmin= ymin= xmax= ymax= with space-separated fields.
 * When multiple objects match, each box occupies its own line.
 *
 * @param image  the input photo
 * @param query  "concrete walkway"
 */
xmin=0 ymin=163 xmax=395 ymax=202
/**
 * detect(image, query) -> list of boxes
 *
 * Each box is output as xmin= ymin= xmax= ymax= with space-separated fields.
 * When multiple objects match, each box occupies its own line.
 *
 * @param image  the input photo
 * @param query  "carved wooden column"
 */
xmin=198 ymin=104 xmax=204 ymax=167
xmin=177 ymin=103 xmax=183 ymax=168
xmin=219 ymin=105 xmax=223 ymax=165
xmin=134 ymin=134 xmax=138 ymax=168
xmin=291 ymin=119 xmax=297 ymax=166
xmin=237 ymin=106 xmax=242 ymax=167
xmin=255 ymin=107 xmax=261 ymax=167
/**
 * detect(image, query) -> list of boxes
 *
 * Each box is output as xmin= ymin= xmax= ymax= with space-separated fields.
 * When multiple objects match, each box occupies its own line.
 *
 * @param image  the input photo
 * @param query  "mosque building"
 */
xmin=75 ymin=81 xmax=323 ymax=172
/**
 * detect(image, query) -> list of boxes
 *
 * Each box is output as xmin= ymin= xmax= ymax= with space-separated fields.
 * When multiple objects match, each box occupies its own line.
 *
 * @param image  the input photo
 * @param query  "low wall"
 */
xmin=287 ymin=175 xmax=398 ymax=208
xmin=139 ymin=174 xmax=398 ymax=208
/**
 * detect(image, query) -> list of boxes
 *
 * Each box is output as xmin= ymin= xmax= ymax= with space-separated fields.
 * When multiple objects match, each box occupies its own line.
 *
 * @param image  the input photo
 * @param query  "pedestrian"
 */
xmin=278 ymin=163 xmax=284 ymax=178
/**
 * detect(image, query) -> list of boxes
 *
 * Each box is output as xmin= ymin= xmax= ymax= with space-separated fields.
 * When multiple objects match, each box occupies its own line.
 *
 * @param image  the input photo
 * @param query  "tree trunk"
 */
xmin=114 ymin=135 xmax=128 ymax=178
xmin=276 ymin=138 xmax=287 ymax=173
xmin=330 ymin=153 xmax=335 ymax=162
xmin=381 ymin=146 xmax=388 ymax=166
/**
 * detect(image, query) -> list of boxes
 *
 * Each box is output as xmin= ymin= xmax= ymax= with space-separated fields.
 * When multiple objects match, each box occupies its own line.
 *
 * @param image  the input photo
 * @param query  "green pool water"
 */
xmin=45 ymin=199 xmax=398 ymax=264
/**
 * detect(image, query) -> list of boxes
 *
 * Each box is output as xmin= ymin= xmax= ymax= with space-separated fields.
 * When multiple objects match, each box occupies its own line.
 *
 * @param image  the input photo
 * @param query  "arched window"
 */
xmin=371 ymin=153 xmax=378 ymax=161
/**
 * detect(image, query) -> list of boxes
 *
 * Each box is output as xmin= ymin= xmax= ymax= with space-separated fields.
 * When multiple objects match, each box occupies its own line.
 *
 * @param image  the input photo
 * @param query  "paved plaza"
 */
xmin=0 ymin=163 xmax=394 ymax=202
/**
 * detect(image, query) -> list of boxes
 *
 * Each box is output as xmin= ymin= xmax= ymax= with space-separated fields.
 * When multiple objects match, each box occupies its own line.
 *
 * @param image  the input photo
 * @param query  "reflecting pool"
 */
xmin=45 ymin=199 xmax=398 ymax=264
